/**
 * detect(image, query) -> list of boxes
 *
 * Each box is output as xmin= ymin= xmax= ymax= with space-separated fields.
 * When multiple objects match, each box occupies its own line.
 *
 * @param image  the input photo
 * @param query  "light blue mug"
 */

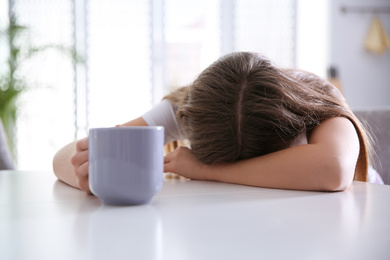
xmin=89 ymin=127 xmax=164 ymax=205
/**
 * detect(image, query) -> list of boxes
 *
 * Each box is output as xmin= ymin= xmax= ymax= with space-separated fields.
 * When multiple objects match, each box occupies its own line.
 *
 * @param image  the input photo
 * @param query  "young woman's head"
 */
xmin=167 ymin=52 xmax=371 ymax=181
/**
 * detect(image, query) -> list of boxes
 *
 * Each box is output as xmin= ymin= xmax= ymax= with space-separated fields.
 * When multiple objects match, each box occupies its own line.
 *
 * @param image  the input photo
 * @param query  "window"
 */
xmin=165 ymin=0 xmax=220 ymax=89
xmin=11 ymin=0 xmax=75 ymax=170
xmin=87 ymin=1 xmax=152 ymax=129
xmin=235 ymin=0 xmax=296 ymax=67
xmin=2 ymin=0 xmax=296 ymax=170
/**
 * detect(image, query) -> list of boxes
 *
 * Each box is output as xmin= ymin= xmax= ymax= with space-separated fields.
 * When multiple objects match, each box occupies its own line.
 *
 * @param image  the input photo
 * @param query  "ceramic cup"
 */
xmin=89 ymin=127 xmax=164 ymax=205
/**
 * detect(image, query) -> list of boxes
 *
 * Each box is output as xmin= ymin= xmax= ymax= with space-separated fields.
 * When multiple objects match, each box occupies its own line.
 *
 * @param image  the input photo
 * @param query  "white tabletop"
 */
xmin=1 ymin=170 xmax=389 ymax=260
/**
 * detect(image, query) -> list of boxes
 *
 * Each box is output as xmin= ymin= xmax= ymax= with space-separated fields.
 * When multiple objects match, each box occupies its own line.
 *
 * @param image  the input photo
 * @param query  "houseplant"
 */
xmin=0 ymin=14 xmax=81 ymax=159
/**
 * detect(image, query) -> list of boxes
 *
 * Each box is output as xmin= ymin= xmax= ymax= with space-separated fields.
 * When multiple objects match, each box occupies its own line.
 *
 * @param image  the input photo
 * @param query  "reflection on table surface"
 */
xmin=0 ymin=171 xmax=389 ymax=260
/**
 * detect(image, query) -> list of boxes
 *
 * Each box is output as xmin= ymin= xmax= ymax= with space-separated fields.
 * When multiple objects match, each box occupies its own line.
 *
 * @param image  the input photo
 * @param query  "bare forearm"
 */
xmin=204 ymin=118 xmax=359 ymax=192
xmin=165 ymin=118 xmax=359 ymax=192
xmin=205 ymin=144 xmax=353 ymax=191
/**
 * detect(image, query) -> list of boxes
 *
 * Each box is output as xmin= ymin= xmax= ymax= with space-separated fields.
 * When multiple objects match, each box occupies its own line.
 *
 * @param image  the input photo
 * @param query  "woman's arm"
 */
xmin=52 ymin=117 xmax=148 ymax=192
xmin=164 ymin=117 xmax=360 ymax=191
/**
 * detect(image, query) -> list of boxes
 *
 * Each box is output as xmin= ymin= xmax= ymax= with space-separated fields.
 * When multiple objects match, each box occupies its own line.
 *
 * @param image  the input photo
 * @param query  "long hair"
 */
xmin=164 ymin=52 xmax=372 ymax=182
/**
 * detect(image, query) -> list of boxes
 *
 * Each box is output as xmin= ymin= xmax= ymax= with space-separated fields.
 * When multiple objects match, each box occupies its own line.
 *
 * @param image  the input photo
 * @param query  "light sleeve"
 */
xmin=368 ymin=166 xmax=384 ymax=184
xmin=142 ymin=99 xmax=186 ymax=144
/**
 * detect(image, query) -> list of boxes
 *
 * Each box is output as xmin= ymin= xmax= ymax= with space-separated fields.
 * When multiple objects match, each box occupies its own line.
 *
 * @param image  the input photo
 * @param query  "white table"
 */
xmin=1 ymin=171 xmax=389 ymax=260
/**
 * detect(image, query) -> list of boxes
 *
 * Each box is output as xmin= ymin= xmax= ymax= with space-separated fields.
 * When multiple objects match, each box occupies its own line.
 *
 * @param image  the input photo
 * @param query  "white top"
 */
xmin=142 ymin=99 xmax=186 ymax=144
xmin=369 ymin=166 xmax=384 ymax=184
xmin=1 ymin=171 xmax=389 ymax=260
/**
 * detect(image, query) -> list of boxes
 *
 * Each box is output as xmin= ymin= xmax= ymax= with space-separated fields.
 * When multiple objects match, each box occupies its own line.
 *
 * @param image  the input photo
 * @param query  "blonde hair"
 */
xmin=164 ymin=52 xmax=372 ymax=181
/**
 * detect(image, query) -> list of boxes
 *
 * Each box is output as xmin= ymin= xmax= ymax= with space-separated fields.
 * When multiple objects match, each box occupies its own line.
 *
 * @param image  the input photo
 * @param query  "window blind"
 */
xmin=7 ymin=0 xmax=296 ymax=170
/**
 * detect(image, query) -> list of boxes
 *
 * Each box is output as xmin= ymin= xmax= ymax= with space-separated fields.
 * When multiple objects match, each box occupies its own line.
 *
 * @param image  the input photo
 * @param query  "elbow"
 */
xmin=319 ymin=158 xmax=355 ymax=192
xmin=323 ymin=176 xmax=351 ymax=192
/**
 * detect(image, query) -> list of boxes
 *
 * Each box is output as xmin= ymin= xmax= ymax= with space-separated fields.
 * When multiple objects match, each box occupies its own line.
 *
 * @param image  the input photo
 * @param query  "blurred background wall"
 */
xmin=330 ymin=0 xmax=390 ymax=109
xmin=0 ymin=0 xmax=389 ymax=171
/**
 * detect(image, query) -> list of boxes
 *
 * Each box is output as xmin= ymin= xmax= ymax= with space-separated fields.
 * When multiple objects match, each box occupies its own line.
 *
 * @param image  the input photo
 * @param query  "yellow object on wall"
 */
xmin=364 ymin=16 xmax=389 ymax=55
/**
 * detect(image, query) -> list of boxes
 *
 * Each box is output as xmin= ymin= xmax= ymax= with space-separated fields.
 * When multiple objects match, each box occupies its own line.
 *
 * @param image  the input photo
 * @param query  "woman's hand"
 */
xmin=53 ymin=117 xmax=149 ymax=193
xmin=164 ymin=146 xmax=209 ymax=180
xmin=70 ymin=137 xmax=91 ymax=193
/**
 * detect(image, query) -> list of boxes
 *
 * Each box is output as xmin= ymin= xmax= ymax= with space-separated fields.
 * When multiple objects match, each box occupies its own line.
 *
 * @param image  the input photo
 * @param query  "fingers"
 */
xmin=71 ymin=150 xmax=90 ymax=192
xmin=163 ymin=146 xmax=178 ymax=164
xmin=71 ymin=138 xmax=90 ymax=193
xmin=76 ymin=161 xmax=91 ymax=193
xmin=76 ymin=137 xmax=89 ymax=152
xmin=164 ymin=160 xmax=174 ymax=173
xmin=163 ymin=146 xmax=191 ymax=173
xmin=164 ymin=148 xmax=176 ymax=173
xmin=71 ymin=150 xmax=88 ymax=167
xmin=164 ymin=151 xmax=173 ymax=163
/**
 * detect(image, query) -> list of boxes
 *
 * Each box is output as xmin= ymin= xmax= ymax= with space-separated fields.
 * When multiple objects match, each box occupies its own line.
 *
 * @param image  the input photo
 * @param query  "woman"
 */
xmin=53 ymin=52 xmax=374 ymax=193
